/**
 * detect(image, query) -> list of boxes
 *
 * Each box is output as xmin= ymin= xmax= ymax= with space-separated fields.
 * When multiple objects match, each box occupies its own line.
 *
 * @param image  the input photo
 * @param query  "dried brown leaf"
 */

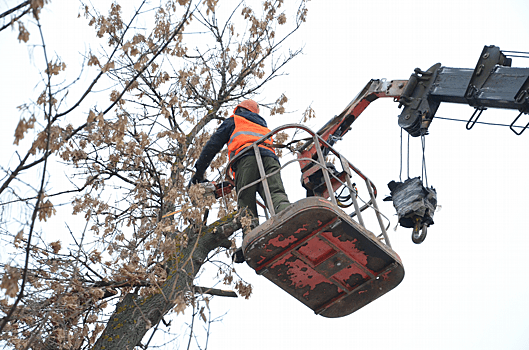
xmin=49 ymin=240 xmax=61 ymax=254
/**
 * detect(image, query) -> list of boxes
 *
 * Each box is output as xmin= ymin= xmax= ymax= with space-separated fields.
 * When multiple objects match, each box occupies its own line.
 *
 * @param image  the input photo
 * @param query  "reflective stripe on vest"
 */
xmin=227 ymin=115 xmax=275 ymax=162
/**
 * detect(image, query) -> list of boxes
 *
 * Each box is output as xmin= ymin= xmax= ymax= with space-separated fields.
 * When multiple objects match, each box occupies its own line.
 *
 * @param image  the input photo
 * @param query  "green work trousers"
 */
xmin=233 ymin=155 xmax=290 ymax=224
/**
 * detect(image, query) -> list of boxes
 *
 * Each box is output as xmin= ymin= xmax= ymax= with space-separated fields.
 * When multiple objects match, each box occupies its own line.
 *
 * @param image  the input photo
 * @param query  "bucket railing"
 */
xmin=225 ymin=124 xmax=392 ymax=248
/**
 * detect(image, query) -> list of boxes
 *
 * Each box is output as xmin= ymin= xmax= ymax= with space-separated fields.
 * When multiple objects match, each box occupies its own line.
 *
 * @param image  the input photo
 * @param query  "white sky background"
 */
xmin=1 ymin=0 xmax=529 ymax=349
xmin=206 ymin=1 xmax=529 ymax=350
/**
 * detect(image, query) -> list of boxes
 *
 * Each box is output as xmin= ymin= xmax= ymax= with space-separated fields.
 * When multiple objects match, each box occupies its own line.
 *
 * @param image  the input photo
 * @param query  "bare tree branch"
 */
xmin=0 ymin=1 xmax=309 ymax=348
xmin=0 ymin=15 xmax=53 ymax=333
xmin=0 ymin=0 xmax=30 ymax=21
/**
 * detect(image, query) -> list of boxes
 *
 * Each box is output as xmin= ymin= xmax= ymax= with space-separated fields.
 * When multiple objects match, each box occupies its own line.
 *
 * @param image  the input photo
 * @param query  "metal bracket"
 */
xmin=465 ymin=45 xmax=512 ymax=106
xmin=398 ymin=63 xmax=442 ymax=137
xmin=466 ymin=107 xmax=486 ymax=130
xmin=510 ymin=111 xmax=529 ymax=135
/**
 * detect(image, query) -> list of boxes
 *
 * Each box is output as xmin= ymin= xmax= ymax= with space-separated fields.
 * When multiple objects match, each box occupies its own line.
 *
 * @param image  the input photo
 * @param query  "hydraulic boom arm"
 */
xmin=299 ymin=45 xmax=529 ymax=190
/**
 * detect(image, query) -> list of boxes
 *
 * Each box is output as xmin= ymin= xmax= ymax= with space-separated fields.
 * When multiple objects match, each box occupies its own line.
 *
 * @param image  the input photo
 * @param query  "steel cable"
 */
xmin=433 ymin=115 xmax=528 ymax=129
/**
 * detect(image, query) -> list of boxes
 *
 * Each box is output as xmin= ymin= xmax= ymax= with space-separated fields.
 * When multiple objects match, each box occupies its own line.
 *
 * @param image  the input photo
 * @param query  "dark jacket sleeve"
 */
xmin=194 ymin=118 xmax=235 ymax=178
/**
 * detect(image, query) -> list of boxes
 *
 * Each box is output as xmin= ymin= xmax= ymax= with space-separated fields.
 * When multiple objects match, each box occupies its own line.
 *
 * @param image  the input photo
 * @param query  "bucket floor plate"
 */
xmin=243 ymin=197 xmax=404 ymax=318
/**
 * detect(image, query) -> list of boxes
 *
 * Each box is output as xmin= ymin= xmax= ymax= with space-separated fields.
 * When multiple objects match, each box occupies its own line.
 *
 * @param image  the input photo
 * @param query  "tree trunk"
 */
xmin=92 ymin=212 xmax=241 ymax=350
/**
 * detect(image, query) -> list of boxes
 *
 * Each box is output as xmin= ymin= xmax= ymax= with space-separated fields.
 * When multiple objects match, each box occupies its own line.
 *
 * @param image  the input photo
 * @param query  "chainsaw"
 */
xmin=200 ymin=180 xmax=234 ymax=199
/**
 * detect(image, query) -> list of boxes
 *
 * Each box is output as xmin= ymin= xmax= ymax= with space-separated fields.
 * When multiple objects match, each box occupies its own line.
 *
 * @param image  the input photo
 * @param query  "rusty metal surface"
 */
xmin=297 ymin=79 xmax=407 ymax=172
xmin=243 ymin=197 xmax=404 ymax=318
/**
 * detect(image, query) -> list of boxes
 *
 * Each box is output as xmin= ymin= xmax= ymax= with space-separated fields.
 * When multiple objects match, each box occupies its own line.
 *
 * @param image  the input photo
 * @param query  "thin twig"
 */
xmin=0 ymin=16 xmax=53 ymax=333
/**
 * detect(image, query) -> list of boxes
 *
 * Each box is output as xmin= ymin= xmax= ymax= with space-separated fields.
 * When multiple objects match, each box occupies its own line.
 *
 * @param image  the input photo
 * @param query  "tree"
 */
xmin=0 ymin=0 xmax=310 ymax=348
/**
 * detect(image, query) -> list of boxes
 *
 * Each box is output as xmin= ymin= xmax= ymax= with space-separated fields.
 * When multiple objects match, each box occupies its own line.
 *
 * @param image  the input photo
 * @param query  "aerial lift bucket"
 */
xmin=242 ymin=196 xmax=404 ymax=318
xmin=226 ymin=124 xmax=405 ymax=317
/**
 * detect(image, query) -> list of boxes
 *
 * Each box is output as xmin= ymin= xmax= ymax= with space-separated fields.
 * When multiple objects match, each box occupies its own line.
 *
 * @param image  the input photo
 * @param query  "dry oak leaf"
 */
xmin=88 ymin=54 xmax=100 ymax=67
xmin=18 ymin=22 xmax=30 ymax=43
xmin=49 ymin=240 xmax=61 ymax=254
xmin=38 ymin=199 xmax=57 ymax=221
xmin=14 ymin=230 xmax=24 ymax=248
xmin=173 ymin=295 xmax=186 ymax=315
xmin=13 ymin=116 xmax=36 ymax=145
xmin=1 ymin=266 xmax=21 ymax=298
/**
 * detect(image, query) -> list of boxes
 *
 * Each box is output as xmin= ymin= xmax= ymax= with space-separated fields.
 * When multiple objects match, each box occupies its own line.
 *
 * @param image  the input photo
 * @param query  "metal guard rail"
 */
xmin=224 ymin=123 xmax=392 ymax=248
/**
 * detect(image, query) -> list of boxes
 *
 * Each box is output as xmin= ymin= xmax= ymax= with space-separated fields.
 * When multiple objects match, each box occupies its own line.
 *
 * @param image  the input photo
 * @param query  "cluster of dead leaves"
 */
xmin=270 ymin=93 xmax=288 ymax=116
xmin=2 ymin=0 xmax=311 ymax=348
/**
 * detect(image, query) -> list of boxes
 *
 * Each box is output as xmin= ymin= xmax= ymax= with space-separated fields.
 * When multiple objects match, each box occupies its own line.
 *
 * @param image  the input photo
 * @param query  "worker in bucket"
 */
xmin=189 ymin=99 xmax=291 ymax=236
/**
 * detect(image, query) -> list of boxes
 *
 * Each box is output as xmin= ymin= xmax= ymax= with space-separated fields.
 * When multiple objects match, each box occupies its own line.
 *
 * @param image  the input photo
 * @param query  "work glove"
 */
xmin=187 ymin=173 xmax=205 ymax=188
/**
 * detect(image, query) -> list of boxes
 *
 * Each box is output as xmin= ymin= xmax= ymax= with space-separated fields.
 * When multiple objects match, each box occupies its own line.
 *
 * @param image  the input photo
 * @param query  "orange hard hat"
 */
xmin=234 ymin=99 xmax=259 ymax=114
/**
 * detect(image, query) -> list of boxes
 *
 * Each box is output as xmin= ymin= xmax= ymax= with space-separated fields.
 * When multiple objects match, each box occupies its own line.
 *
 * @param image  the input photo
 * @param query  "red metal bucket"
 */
xmin=243 ymin=197 xmax=404 ymax=317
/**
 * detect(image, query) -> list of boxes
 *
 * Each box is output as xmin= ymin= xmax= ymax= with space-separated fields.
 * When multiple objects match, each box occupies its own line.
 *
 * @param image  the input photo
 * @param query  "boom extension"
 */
xmin=399 ymin=45 xmax=529 ymax=136
xmin=299 ymin=45 xmax=529 ymax=191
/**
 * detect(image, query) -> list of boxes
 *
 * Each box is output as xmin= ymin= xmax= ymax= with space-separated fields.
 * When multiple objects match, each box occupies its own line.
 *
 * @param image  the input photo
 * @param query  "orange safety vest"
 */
xmin=227 ymin=115 xmax=275 ymax=165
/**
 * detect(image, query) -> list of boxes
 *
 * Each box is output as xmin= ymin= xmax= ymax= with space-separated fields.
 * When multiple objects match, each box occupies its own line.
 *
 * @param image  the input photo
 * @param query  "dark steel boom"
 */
xmin=398 ymin=45 xmax=529 ymax=136
xmin=299 ymin=45 xmax=529 ymax=192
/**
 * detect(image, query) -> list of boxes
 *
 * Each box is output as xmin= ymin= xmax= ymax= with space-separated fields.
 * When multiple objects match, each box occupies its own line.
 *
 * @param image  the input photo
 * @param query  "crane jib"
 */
xmin=298 ymin=45 xmax=529 ymax=181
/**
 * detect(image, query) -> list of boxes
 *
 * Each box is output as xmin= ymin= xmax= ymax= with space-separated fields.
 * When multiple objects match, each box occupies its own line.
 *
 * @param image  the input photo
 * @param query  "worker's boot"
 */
xmin=232 ymin=218 xmax=258 ymax=264
xmin=232 ymin=248 xmax=245 ymax=264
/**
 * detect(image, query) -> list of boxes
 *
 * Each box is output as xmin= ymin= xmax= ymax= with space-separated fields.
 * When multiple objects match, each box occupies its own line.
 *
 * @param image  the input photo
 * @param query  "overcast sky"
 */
xmin=205 ymin=1 xmax=529 ymax=350
xmin=2 ymin=1 xmax=529 ymax=349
